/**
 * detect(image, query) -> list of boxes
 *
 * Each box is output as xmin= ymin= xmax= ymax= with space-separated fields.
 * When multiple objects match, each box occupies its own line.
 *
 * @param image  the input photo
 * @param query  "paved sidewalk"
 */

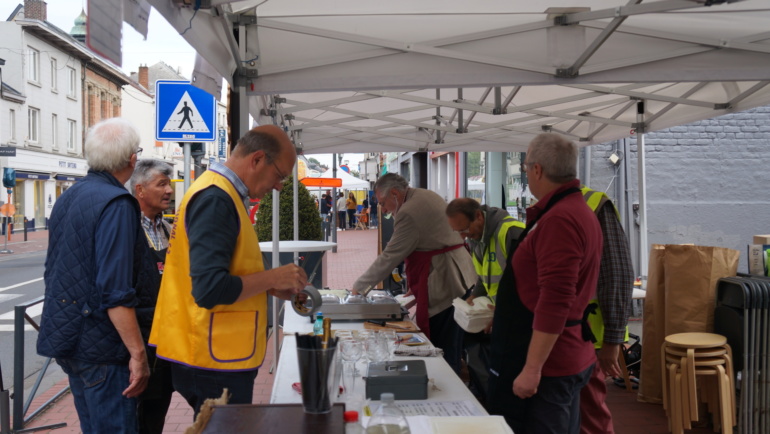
xmin=0 ymin=228 xmax=48 ymax=257
xmin=9 ymin=226 xmax=708 ymax=433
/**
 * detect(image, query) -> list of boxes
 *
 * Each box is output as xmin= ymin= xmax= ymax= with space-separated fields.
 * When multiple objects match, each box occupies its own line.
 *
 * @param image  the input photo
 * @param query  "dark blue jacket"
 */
xmin=37 ymin=170 xmax=159 ymax=364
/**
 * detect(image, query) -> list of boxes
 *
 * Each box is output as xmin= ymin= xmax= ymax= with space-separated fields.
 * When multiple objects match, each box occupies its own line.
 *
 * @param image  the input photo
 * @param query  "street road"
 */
xmin=0 ymin=252 xmax=58 ymax=396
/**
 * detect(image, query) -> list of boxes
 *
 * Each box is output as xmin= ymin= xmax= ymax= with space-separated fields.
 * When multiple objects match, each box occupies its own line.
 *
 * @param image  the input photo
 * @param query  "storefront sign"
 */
xmin=0 ymin=147 xmax=16 ymax=157
xmin=15 ymin=172 xmax=50 ymax=180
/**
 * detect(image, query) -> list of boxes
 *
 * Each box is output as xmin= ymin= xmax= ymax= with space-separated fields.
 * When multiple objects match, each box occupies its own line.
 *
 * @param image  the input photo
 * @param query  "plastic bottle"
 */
xmin=344 ymin=410 xmax=365 ymax=434
xmin=313 ymin=312 xmax=324 ymax=336
xmin=366 ymin=393 xmax=410 ymax=434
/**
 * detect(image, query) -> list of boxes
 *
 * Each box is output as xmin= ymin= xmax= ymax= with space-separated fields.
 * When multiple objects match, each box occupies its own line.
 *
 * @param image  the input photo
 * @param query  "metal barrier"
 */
xmin=0 ymin=296 xmax=67 ymax=433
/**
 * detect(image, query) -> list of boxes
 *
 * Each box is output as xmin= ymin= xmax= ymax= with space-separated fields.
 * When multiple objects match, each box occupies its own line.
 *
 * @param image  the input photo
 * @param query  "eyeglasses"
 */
xmin=522 ymin=161 xmax=533 ymax=173
xmin=454 ymin=224 xmax=471 ymax=235
xmin=272 ymin=161 xmax=289 ymax=183
xmin=135 ymin=147 xmax=143 ymax=156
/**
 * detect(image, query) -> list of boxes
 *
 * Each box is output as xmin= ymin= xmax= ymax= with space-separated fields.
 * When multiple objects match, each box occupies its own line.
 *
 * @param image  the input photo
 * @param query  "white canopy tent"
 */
xmin=149 ymin=0 xmax=770 ymax=153
xmin=144 ymin=0 xmax=770 ymax=367
xmin=318 ymin=169 xmax=369 ymax=190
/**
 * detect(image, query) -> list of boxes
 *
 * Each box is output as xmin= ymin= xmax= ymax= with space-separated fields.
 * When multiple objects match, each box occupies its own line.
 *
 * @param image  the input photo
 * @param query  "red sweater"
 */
xmin=512 ymin=180 xmax=603 ymax=377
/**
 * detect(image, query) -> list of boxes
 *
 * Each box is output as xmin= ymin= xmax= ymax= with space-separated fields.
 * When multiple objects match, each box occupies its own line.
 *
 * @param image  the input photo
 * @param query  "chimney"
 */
xmin=24 ymin=0 xmax=47 ymax=21
xmin=138 ymin=65 xmax=149 ymax=90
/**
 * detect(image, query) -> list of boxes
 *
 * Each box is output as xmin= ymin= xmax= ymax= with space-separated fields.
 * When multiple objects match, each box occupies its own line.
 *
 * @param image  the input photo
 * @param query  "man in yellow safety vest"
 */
xmin=446 ymin=197 xmax=525 ymax=405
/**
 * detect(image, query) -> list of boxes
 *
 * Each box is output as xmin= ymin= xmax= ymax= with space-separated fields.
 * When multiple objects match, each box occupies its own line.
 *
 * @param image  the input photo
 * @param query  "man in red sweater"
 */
xmin=487 ymin=133 xmax=603 ymax=434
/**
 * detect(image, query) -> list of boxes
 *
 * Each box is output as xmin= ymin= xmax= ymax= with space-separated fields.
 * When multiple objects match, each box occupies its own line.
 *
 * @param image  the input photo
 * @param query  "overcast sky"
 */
xmin=0 ymin=1 xmax=365 ymax=170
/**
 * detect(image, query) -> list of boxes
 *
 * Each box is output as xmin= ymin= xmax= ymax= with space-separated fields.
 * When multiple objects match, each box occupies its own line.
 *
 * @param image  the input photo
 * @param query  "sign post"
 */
xmin=1 ymin=167 xmax=16 ymax=254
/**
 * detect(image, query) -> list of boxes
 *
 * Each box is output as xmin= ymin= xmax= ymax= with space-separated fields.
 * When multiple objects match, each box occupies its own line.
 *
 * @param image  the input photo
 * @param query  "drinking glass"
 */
xmin=381 ymin=330 xmax=398 ymax=360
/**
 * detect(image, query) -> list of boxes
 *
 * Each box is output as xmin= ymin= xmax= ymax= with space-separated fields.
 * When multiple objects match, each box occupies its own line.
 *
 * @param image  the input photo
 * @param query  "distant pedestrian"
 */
xmin=346 ymin=192 xmax=357 ymax=228
xmin=337 ymin=192 xmax=347 ymax=230
xmin=370 ymin=195 xmax=379 ymax=228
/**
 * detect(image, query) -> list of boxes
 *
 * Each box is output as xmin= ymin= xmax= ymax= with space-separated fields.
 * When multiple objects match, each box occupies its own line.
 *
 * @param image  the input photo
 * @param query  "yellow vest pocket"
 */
xmin=209 ymin=311 xmax=258 ymax=363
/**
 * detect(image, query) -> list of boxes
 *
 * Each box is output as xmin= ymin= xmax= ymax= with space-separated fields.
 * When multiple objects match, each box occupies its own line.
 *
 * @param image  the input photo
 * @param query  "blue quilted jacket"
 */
xmin=37 ymin=170 xmax=159 ymax=364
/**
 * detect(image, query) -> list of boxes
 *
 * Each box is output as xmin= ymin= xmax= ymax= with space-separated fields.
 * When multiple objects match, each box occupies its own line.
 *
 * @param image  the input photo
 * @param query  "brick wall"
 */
xmin=84 ymin=68 xmax=123 ymax=129
xmin=23 ymin=0 xmax=47 ymax=21
xmin=587 ymin=105 xmax=770 ymax=272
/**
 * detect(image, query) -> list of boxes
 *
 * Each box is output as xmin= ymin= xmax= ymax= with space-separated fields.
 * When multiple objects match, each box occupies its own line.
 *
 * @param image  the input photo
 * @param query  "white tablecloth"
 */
xmin=273 ymin=302 xmax=487 ymax=415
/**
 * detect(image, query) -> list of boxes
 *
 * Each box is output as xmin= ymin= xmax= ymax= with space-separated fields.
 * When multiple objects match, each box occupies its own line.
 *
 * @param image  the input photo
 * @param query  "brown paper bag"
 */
xmin=637 ymin=244 xmax=739 ymax=404
xmin=663 ymin=245 xmax=739 ymax=334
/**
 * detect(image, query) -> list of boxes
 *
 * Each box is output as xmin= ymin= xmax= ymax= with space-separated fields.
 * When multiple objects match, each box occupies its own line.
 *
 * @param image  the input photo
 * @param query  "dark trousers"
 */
xmin=338 ymin=211 xmax=347 ymax=229
xmin=527 ymin=363 xmax=594 ymax=434
xmin=170 ymin=362 xmax=258 ymax=419
xmin=429 ymin=306 xmax=464 ymax=375
xmin=138 ymin=347 xmax=175 ymax=434
xmin=347 ymin=209 xmax=356 ymax=227
xmin=464 ymin=331 xmax=492 ymax=404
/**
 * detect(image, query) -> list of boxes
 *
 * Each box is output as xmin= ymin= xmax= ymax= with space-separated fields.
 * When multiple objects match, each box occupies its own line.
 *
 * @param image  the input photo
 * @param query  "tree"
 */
xmin=308 ymin=157 xmax=321 ymax=166
xmin=256 ymin=176 xmax=322 ymax=242
xmin=467 ymin=152 xmax=482 ymax=177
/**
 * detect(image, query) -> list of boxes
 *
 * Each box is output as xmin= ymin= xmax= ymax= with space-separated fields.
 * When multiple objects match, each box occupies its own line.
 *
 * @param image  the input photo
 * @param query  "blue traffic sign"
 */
xmin=156 ymin=80 xmax=216 ymax=142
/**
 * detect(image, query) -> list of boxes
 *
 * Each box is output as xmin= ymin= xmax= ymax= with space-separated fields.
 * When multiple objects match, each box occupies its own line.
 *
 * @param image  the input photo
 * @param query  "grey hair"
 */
xmin=527 ymin=133 xmax=578 ymax=184
xmin=127 ymin=159 xmax=173 ymax=196
xmin=374 ymin=173 xmax=409 ymax=196
xmin=84 ymin=118 xmax=141 ymax=172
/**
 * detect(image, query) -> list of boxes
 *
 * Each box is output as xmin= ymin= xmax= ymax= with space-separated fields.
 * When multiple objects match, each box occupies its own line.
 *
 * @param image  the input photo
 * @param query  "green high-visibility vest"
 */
xmin=472 ymin=217 xmax=525 ymax=302
xmin=581 ymin=186 xmax=630 ymax=349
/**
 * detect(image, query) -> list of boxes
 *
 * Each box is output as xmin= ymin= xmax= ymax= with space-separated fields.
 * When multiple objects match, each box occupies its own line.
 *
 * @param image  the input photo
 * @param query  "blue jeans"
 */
xmin=56 ymin=358 xmax=137 ymax=434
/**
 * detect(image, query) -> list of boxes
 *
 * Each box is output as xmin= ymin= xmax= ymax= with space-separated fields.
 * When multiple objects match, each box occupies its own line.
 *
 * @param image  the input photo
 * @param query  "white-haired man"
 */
xmin=38 ymin=118 xmax=158 ymax=433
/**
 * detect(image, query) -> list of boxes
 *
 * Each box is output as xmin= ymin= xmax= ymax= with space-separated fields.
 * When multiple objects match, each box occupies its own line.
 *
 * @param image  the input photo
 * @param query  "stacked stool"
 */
xmin=661 ymin=332 xmax=735 ymax=434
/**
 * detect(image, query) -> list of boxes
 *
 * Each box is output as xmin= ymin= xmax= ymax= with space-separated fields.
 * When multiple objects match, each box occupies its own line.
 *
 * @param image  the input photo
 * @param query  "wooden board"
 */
xmin=363 ymin=320 xmax=420 ymax=332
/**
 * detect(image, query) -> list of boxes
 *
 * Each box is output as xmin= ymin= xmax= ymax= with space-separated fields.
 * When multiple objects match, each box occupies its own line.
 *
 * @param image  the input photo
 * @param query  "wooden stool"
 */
xmin=661 ymin=333 xmax=734 ymax=434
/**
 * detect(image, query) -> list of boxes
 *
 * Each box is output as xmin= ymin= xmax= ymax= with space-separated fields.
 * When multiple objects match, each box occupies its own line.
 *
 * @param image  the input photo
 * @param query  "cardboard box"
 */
xmin=748 ymin=244 xmax=770 ymax=276
xmin=753 ymin=235 xmax=770 ymax=245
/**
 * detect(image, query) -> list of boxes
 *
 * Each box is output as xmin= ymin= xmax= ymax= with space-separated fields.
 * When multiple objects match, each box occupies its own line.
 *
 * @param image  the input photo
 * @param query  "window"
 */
xmin=9 ymin=109 xmax=16 ymax=142
xmin=51 ymin=114 xmax=58 ymax=149
xmin=28 ymin=107 xmax=40 ymax=143
xmin=28 ymin=47 xmax=39 ymax=82
xmin=50 ymin=58 xmax=57 ymax=91
xmin=67 ymin=67 xmax=77 ymax=98
xmin=67 ymin=119 xmax=77 ymax=151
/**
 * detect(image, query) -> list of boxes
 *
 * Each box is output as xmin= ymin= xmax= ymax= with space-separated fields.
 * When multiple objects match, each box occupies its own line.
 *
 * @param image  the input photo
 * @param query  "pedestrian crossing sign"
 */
xmin=155 ymin=80 xmax=216 ymax=142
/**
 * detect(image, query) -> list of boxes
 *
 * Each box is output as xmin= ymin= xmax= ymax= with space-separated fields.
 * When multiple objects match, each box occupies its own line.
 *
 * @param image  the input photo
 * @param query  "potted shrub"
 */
xmin=256 ymin=176 xmax=324 ymax=287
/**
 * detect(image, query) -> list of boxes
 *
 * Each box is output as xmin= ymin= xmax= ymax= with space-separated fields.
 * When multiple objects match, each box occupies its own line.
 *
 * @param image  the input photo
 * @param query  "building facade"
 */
xmin=0 ymin=1 xmax=129 ymax=230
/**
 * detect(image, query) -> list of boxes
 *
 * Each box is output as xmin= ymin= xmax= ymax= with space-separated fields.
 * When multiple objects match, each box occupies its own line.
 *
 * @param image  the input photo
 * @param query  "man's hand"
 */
xmin=122 ymin=355 xmax=150 ymax=398
xmin=483 ymin=318 xmax=493 ymax=334
xmin=269 ymin=264 xmax=308 ymax=300
xmin=466 ymin=295 xmax=476 ymax=306
xmin=513 ymin=365 xmax=541 ymax=399
xmin=598 ymin=342 xmax=622 ymax=378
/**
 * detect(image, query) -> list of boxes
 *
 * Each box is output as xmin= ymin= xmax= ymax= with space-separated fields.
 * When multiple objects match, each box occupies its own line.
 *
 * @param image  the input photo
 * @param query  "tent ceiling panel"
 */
xmin=149 ymin=0 xmax=770 ymax=152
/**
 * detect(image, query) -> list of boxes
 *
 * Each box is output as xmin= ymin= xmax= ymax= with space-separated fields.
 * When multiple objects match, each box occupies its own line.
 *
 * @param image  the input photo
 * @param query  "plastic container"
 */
xmin=344 ymin=410 xmax=365 ymax=434
xmin=313 ymin=312 xmax=324 ymax=336
xmin=366 ymin=393 xmax=410 ymax=434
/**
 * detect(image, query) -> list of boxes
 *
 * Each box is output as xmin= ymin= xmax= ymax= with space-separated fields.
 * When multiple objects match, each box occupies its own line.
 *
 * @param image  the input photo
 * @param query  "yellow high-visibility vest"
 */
xmin=149 ymin=170 xmax=267 ymax=370
xmin=472 ymin=217 xmax=525 ymax=302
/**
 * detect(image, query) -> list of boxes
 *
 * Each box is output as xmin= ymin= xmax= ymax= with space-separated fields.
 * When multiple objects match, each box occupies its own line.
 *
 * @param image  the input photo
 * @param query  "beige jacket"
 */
xmin=352 ymin=188 xmax=476 ymax=317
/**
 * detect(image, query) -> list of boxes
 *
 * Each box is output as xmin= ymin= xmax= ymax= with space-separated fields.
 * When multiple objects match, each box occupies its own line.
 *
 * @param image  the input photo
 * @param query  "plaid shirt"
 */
xmin=595 ymin=202 xmax=635 ymax=344
xmin=141 ymin=213 xmax=171 ymax=251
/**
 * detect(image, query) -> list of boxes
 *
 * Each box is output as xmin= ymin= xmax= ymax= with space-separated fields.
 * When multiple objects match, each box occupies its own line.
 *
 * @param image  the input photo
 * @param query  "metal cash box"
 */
xmin=365 ymin=360 xmax=428 ymax=400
